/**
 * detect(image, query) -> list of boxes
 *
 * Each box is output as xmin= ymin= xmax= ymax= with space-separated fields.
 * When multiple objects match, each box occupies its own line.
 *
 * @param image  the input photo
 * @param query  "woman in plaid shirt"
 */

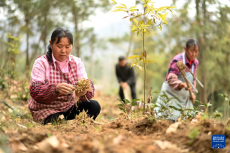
xmin=28 ymin=28 xmax=100 ymax=124
xmin=155 ymin=39 xmax=200 ymax=121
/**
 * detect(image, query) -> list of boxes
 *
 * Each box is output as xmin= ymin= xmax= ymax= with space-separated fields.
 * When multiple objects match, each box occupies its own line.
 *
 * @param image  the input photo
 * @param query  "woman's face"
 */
xmin=184 ymin=45 xmax=199 ymax=61
xmin=50 ymin=37 xmax=72 ymax=62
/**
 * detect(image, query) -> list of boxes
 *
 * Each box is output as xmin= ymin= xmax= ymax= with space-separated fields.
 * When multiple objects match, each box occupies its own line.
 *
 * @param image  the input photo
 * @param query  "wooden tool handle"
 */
xmin=184 ymin=76 xmax=195 ymax=104
xmin=177 ymin=61 xmax=195 ymax=103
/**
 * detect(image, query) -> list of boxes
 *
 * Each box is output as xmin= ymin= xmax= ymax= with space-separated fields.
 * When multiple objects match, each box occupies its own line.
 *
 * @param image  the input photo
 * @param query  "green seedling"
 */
xmin=188 ymin=128 xmax=199 ymax=145
xmin=117 ymin=98 xmax=141 ymax=118
xmin=212 ymin=110 xmax=222 ymax=119
xmin=219 ymin=93 xmax=230 ymax=120
xmin=112 ymin=0 xmax=175 ymax=113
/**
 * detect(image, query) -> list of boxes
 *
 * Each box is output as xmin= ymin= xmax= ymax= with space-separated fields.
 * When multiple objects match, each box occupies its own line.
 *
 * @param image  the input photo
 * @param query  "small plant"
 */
xmin=219 ymin=94 xmax=230 ymax=105
xmin=117 ymin=98 xmax=141 ymax=118
xmin=75 ymin=110 xmax=93 ymax=124
xmin=212 ymin=110 xmax=222 ymax=119
xmin=47 ymin=133 xmax=53 ymax=137
xmin=199 ymin=101 xmax=212 ymax=114
xmin=112 ymin=0 xmax=175 ymax=113
xmin=17 ymin=80 xmax=30 ymax=100
xmin=153 ymin=91 xmax=180 ymax=119
xmin=0 ymin=77 xmax=7 ymax=90
xmin=188 ymin=128 xmax=199 ymax=145
xmin=95 ymin=125 xmax=102 ymax=132
xmin=74 ymin=78 xmax=92 ymax=102
xmin=51 ymin=115 xmax=67 ymax=126
xmin=219 ymin=93 xmax=230 ymax=120
xmin=5 ymin=34 xmax=21 ymax=79
xmin=153 ymin=91 xmax=207 ymax=121
xmin=74 ymin=79 xmax=91 ymax=94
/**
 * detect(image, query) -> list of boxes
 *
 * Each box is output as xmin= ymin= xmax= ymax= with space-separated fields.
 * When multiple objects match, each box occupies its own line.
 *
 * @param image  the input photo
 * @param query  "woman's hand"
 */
xmin=178 ymin=83 xmax=191 ymax=90
xmin=75 ymin=90 xmax=87 ymax=97
xmin=190 ymin=93 xmax=196 ymax=101
xmin=56 ymin=83 xmax=75 ymax=95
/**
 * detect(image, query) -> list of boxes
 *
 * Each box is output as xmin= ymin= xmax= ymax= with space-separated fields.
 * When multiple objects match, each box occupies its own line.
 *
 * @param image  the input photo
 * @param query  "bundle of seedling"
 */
xmin=74 ymin=78 xmax=92 ymax=102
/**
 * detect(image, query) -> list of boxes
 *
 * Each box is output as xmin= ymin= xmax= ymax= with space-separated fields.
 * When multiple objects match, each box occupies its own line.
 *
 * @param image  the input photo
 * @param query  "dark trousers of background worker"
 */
xmin=119 ymin=83 xmax=137 ymax=101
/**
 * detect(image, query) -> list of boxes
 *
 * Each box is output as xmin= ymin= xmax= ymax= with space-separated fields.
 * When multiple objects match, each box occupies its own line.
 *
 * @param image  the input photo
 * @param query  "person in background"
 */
xmin=28 ymin=27 xmax=101 ymax=124
xmin=155 ymin=39 xmax=200 ymax=121
xmin=115 ymin=56 xmax=137 ymax=101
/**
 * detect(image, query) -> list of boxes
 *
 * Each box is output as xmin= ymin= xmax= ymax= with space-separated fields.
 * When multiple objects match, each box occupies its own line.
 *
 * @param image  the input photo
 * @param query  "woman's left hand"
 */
xmin=75 ymin=89 xmax=87 ymax=97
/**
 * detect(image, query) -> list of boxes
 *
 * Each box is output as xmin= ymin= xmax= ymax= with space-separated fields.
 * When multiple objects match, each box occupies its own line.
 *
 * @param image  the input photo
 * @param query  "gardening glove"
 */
xmin=56 ymin=83 xmax=75 ymax=96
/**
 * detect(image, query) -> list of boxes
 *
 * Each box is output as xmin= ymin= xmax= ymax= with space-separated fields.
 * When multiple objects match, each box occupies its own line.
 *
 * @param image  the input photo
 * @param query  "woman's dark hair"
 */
xmin=46 ymin=27 xmax=73 ymax=63
xmin=186 ymin=38 xmax=200 ymax=50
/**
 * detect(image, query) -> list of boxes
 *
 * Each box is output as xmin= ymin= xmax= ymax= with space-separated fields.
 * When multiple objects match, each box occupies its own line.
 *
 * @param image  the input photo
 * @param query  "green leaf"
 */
xmin=133 ymin=19 xmax=139 ymax=26
xmin=117 ymin=99 xmax=124 ymax=102
xmin=127 ymin=55 xmax=139 ymax=59
xmin=130 ymin=64 xmax=135 ymax=68
xmin=132 ymin=99 xmax=140 ymax=102
xmin=195 ymin=100 xmax=200 ymax=104
xmin=117 ymin=104 xmax=124 ymax=107
xmin=119 ymin=107 xmax=125 ymax=111
xmin=153 ymin=90 xmax=160 ymax=94
xmin=185 ymin=109 xmax=194 ymax=111
xmin=129 ymin=6 xmax=136 ymax=10
xmin=124 ymin=99 xmax=130 ymax=103
xmin=149 ymin=104 xmax=158 ymax=108
xmin=131 ymin=101 xmax=137 ymax=106
xmin=219 ymin=94 xmax=223 ymax=97
xmin=157 ymin=25 xmax=162 ymax=31
xmin=112 ymin=0 xmax=116 ymax=4
xmin=146 ymin=60 xmax=154 ymax=64
xmin=120 ymin=4 xmax=127 ymax=8
xmin=199 ymin=105 xmax=205 ymax=107
xmin=168 ymin=106 xmax=180 ymax=111
xmin=113 ymin=9 xmax=126 ymax=12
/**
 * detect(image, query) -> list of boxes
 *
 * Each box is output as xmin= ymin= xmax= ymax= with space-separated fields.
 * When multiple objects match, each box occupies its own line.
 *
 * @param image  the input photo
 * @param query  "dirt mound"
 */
xmin=105 ymin=117 xmax=171 ymax=135
xmin=165 ymin=120 xmax=230 ymax=153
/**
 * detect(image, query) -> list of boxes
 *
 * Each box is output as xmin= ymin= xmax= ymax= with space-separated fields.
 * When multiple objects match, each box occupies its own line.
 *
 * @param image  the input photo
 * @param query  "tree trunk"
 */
xmin=196 ymin=0 xmax=207 ymax=104
xmin=90 ymin=34 xmax=95 ymax=78
xmin=72 ymin=5 xmax=80 ymax=57
xmin=200 ymin=0 xmax=207 ymax=104
xmin=126 ymin=30 xmax=134 ymax=58
xmin=25 ymin=19 xmax=30 ymax=78
xmin=44 ymin=13 xmax=47 ymax=54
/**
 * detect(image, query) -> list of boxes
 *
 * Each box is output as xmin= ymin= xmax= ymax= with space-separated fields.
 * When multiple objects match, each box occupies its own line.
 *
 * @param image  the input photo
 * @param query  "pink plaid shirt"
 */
xmin=31 ymin=53 xmax=88 ymax=83
xmin=29 ymin=54 xmax=94 ymax=123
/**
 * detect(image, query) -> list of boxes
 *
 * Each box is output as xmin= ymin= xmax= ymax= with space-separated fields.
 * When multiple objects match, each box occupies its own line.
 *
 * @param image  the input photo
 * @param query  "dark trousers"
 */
xmin=44 ymin=100 xmax=101 ymax=125
xmin=119 ymin=83 xmax=137 ymax=101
